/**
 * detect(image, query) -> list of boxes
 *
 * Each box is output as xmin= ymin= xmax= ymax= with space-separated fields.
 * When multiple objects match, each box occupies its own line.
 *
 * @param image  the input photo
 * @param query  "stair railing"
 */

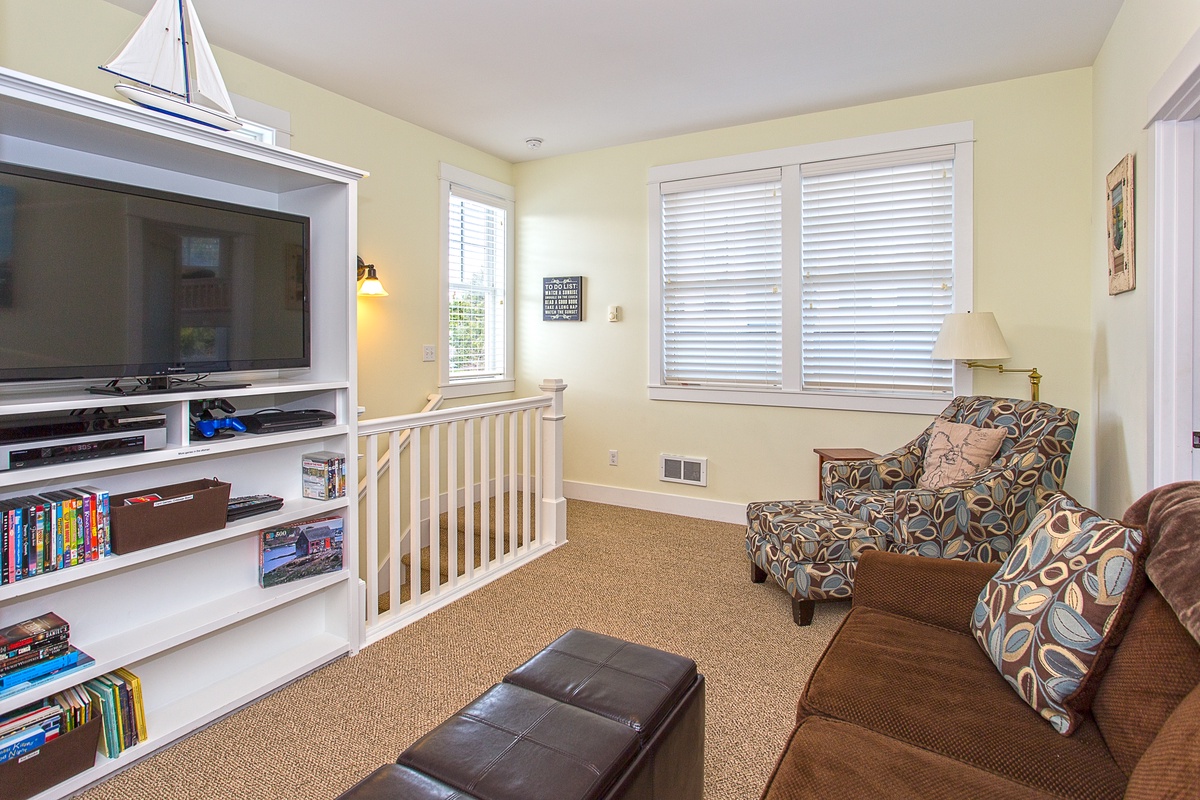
xmin=357 ymin=380 xmax=567 ymax=644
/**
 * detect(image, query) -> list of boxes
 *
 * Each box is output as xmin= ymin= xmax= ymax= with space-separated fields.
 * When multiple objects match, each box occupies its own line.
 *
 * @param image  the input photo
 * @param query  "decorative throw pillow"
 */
xmin=916 ymin=419 xmax=1006 ymax=490
xmin=971 ymin=492 xmax=1149 ymax=735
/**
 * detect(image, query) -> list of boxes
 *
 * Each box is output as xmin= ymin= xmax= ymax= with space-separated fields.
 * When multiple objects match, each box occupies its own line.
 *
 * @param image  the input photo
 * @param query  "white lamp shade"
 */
xmin=931 ymin=312 xmax=1012 ymax=360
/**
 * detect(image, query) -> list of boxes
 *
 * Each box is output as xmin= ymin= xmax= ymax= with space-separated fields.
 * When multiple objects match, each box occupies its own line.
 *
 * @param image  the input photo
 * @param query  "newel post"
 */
xmin=540 ymin=378 xmax=568 ymax=546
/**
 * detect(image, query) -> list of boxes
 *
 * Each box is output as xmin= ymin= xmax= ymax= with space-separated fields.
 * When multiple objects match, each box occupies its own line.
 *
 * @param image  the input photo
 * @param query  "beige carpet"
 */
xmin=77 ymin=499 xmax=848 ymax=800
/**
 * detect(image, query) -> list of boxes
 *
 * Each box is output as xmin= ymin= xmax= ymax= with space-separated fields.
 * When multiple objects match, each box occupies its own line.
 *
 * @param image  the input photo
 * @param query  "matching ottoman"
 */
xmin=338 ymin=629 xmax=704 ymax=800
xmin=745 ymin=500 xmax=888 ymax=625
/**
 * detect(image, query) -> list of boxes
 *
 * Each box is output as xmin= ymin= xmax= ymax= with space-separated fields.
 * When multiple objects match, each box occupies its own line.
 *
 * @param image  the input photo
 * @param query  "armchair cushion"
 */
xmin=971 ymin=492 xmax=1150 ymax=735
xmin=916 ymin=419 xmax=1007 ymax=490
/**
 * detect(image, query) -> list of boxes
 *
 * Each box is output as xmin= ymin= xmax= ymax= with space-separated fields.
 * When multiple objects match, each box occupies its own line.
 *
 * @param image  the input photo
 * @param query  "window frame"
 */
xmin=439 ymin=163 xmax=515 ymax=398
xmin=647 ymin=122 xmax=974 ymax=415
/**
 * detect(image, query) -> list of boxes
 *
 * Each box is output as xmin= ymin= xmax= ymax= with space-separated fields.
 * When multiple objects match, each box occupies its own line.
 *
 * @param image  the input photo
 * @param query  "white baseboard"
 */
xmin=564 ymin=481 xmax=747 ymax=524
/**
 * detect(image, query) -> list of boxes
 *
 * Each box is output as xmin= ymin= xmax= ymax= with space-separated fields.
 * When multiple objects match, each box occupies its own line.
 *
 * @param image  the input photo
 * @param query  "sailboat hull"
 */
xmin=115 ymin=84 xmax=243 ymax=132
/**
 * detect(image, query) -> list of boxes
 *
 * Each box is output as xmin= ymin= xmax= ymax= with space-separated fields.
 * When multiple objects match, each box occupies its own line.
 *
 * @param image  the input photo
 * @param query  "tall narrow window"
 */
xmin=660 ymin=170 xmax=783 ymax=387
xmin=439 ymin=165 xmax=514 ymax=396
xmin=800 ymin=147 xmax=955 ymax=395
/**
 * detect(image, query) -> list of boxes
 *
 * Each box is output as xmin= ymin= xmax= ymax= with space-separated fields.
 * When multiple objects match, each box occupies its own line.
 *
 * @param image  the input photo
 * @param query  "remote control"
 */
xmin=226 ymin=494 xmax=284 ymax=522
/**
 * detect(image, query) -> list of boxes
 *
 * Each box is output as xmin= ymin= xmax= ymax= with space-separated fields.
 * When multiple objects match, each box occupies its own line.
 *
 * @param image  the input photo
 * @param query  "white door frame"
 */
xmin=1149 ymin=27 xmax=1200 ymax=486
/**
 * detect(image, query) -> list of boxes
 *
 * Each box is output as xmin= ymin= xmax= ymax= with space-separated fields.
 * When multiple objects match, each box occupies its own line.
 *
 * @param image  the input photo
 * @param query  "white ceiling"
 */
xmin=101 ymin=0 xmax=1124 ymax=163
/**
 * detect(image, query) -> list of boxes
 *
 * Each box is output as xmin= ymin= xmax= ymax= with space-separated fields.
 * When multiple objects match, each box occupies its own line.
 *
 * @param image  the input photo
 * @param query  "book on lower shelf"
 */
xmin=83 ymin=668 xmax=147 ymax=759
xmin=0 ymin=648 xmax=94 ymax=699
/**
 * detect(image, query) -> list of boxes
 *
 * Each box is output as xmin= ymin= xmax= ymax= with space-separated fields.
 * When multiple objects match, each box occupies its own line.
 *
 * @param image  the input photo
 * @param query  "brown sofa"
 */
xmin=761 ymin=484 xmax=1200 ymax=799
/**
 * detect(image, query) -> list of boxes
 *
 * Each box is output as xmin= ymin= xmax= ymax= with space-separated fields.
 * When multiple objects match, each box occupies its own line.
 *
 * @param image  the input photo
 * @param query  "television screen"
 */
xmin=0 ymin=162 xmax=310 ymax=386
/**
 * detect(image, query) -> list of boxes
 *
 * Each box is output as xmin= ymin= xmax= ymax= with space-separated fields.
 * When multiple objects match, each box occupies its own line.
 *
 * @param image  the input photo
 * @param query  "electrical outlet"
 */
xmin=422 ymin=345 xmax=436 ymax=362
xmin=609 ymin=450 xmax=619 ymax=466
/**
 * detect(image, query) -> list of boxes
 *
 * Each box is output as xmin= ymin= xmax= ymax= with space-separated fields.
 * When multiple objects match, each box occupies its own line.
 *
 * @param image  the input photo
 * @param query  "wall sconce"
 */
xmin=931 ymin=311 xmax=1043 ymax=401
xmin=356 ymin=256 xmax=388 ymax=297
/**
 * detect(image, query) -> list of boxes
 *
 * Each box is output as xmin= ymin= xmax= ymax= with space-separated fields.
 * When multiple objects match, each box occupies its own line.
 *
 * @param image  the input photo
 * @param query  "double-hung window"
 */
xmin=439 ymin=164 xmax=515 ymax=397
xmin=649 ymin=123 xmax=972 ymax=414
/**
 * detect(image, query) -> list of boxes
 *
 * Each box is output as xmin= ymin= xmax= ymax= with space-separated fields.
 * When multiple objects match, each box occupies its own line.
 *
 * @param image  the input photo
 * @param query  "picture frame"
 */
xmin=542 ymin=276 xmax=584 ymax=321
xmin=1106 ymin=154 xmax=1135 ymax=295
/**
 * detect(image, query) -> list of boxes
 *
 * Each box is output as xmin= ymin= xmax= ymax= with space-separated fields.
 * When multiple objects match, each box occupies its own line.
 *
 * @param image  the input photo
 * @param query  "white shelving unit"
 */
xmin=0 ymin=67 xmax=365 ymax=799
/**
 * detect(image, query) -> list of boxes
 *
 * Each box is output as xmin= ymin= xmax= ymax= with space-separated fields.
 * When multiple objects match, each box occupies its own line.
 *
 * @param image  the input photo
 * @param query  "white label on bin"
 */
xmin=153 ymin=494 xmax=194 ymax=507
xmin=18 ymin=749 xmax=41 ymax=763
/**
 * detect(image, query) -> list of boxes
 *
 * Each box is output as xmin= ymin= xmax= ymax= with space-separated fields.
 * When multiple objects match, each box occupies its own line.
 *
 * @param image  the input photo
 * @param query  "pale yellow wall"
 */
xmin=0 ymin=1 xmax=1110 ymax=512
xmin=0 ymin=0 xmax=512 ymax=421
xmin=515 ymin=70 xmax=1096 ymax=506
xmin=1091 ymin=0 xmax=1200 ymax=518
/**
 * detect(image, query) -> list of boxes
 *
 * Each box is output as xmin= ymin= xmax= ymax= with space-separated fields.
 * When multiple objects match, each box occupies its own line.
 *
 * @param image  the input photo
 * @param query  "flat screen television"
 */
xmin=0 ymin=162 xmax=310 ymax=395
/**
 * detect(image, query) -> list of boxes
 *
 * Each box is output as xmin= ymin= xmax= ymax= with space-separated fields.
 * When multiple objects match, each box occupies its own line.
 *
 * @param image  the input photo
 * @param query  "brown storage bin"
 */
xmin=110 ymin=478 xmax=231 ymax=554
xmin=0 ymin=716 xmax=101 ymax=800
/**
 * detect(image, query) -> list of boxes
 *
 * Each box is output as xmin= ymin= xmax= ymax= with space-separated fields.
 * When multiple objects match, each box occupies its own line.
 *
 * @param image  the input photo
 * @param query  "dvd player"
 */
xmin=0 ymin=409 xmax=167 ymax=445
xmin=240 ymin=409 xmax=335 ymax=434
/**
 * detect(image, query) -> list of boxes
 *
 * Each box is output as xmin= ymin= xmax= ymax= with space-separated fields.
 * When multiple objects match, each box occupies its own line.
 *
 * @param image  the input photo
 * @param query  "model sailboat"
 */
xmin=100 ymin=0 xmax=242 ymax=131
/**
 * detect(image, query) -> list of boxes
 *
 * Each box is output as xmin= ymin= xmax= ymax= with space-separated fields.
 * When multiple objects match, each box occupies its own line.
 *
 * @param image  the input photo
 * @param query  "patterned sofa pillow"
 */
xmin=971 ymin=492 xmax=1149 ymax=735
xmin=916 ymin=419 xmax=1006 ymax=490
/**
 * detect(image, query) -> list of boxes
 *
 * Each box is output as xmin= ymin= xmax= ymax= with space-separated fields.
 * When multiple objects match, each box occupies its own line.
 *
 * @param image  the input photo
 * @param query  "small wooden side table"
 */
xmin=813 ymin=447 xmax=879 ymax=498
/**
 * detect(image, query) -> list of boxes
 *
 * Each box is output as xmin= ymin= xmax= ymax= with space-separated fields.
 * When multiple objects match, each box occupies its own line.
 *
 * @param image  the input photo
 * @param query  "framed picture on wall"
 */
xmin=1107 ymin=154 xmax=1135 ymax=295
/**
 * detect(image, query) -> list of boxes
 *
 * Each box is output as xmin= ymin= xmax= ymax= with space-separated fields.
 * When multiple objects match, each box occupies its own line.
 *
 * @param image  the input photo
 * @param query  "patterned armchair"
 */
xmin=822 ymin=396 xmax=1078 ymax=563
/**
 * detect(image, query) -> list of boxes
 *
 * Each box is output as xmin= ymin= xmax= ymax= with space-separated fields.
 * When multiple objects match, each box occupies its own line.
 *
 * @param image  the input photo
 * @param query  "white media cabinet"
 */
xmin=0 ymin=67 xmax=364 ymax=799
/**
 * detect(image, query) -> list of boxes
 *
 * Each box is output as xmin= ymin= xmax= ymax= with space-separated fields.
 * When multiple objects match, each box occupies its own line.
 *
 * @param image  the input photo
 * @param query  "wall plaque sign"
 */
xmin=543 ymin=276 xmax=583 ymax=321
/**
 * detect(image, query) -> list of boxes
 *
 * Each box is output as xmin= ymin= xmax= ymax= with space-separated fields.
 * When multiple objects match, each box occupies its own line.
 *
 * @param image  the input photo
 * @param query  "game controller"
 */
xmin=194 ymin=416 xmax=247 ymax=438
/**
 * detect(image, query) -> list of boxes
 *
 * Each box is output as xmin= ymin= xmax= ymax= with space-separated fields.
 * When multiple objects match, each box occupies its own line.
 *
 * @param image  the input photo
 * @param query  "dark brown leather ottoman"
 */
xmin=335 ymin=629 xmax=704 ymax=800
xmin=504 ymin=629 xmax=705 ymax=800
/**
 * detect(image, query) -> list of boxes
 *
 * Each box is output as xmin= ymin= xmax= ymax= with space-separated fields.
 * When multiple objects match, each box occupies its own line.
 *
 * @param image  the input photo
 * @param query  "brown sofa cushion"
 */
xmin=763 ymin=716 xmax=1056 ymax=800
xmin=799 ymin=606 xmax=1127 ymax=800
xmin=851 ymin=550 xmax=999 ymax=634
xmin=1090 ymin=588 xmax=1200 ymax=776
xmin=1122 ymin=683 xmax=1200 ymax=799
xmin=971 ymin=492 xmax=1149 ymax=734
xmin=1122 ymin=481 xmax=1200 ymax=646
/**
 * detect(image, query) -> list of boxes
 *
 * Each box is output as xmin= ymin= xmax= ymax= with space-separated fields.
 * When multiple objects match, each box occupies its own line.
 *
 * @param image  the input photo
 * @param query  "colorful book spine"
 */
xmin=0 ymin=639 xmax=70 ymax=674
xmin=0 ymin=648 xmax=81 ymax=690
xmin=0 ymin=613 xmax=70 ymax=655
xmin=0 ymin=488 xmax=114 ymax=581
xmin=0 ymin=723 xmax=46 ymax=764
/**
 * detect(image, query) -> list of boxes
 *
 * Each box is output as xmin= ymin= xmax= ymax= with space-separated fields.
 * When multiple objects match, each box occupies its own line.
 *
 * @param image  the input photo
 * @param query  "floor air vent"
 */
xmin=660 ymin=454 xmax=707 ymax=486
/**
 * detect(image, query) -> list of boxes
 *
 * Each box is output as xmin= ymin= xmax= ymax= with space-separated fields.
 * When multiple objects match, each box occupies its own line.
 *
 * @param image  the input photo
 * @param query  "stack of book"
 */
xmin=0 ymin=613 xmax=92 ymax=695
xmin=83 ymin=669 xmax=146 ymax=758
xmin=1 ymin=487 xmax=112 ymax=584
xmin=0 ymin=686 xmax=96 ymax=764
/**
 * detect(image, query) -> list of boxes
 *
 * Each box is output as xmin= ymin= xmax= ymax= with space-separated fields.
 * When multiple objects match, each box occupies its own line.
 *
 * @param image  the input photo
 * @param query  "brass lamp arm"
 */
xmin=961 ymin=361 xmax=1042 ymax=402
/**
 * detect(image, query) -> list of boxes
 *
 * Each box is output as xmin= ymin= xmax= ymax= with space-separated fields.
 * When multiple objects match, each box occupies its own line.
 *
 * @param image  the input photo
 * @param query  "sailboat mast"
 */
xmin=177 ymin=0 xmax=192 ymax=104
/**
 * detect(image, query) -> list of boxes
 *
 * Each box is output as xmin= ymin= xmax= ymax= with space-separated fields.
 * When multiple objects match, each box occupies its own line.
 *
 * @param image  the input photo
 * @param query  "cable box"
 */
xmin=1 ymin=428 xmax=167 ymax=472
xmin=0 ymin=410 xmax=166 ymax=445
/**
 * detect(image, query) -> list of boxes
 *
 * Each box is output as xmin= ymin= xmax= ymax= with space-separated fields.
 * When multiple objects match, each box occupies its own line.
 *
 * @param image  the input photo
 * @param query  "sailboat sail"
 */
xmin=101 ymin=0 xmax=188 ymax=98
xmin=182 ymin=0 xmax=237 ymax=116
xmin=100 ymin=0 xmax=241 ymax=130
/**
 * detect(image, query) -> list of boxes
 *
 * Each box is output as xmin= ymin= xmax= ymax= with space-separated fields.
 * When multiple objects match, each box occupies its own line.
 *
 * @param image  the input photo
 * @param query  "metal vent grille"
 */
xmin=660 ymin=454 xmax=707 ymax=486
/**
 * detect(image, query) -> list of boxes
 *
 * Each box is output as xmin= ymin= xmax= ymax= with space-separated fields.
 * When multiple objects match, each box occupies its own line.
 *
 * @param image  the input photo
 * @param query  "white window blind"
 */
xmin=661 ymin=169 xmax=783 ymax=387
xmin=800 ymin=147 xmax=955 ymax=395
xmin=447 ymin=187 xmax=507 ymax=382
